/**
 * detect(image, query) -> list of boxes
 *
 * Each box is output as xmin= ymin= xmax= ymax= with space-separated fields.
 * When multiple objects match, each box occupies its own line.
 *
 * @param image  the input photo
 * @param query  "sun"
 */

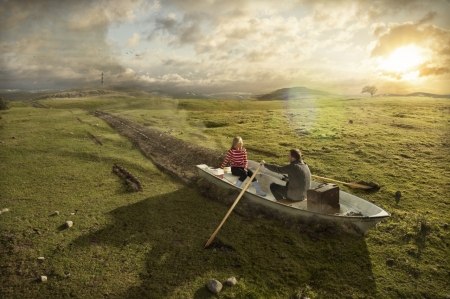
xmin=377 ymin=45 xmax=425 ymax=80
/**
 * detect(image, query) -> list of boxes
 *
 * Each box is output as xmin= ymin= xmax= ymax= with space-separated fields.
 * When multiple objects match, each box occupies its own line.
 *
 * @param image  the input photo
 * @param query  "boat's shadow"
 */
xmin=71 ymin=187 xmax=377 ymax=298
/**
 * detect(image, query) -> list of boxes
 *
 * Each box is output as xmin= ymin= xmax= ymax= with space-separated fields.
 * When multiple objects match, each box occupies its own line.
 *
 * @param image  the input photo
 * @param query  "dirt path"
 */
xmin=94 ymin=110 xmax=224 ymax=185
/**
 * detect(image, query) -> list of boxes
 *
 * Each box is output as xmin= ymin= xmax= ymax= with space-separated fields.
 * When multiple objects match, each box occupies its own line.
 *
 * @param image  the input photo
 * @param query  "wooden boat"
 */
xmin=196 ymin=160 xmax=390 ymax=233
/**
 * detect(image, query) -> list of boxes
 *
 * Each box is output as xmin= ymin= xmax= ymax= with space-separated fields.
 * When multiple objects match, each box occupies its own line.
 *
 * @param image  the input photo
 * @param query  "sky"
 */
xmin=1 ymin=0 xmax=450 ymax=94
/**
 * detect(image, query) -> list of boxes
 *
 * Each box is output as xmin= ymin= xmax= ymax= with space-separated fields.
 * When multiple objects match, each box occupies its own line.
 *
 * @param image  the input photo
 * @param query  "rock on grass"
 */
xmin=207 ymin=279 xmax=222 ymax=294
xmin=65 ymin=221 xmax=73 ymax=228
xmin=40 ymin=276 xmax=47 ymax=282
xmin=226 ymin=277 xmax=237 ymax=286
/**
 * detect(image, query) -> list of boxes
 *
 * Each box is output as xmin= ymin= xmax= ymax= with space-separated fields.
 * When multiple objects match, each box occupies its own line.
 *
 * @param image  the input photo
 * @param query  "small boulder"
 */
xmin=54 ymin=211 xmax=60 ymax=216
xmin=226 ymin=277 xmax=237 ymax=286
xmin=38 ymin=257 xmax=45 ymax=261
xmin=279 ymin=253 xmax=287 ymax=259
xmin=40 ymin=276 xmax=47 ymax=282
xmin=1 ymin=208 xmax=9 ymax=213
xmin=207 ymin=279 xmax=223 ymax=294
xmin=65 ymin=221 xmax=73 ymax=228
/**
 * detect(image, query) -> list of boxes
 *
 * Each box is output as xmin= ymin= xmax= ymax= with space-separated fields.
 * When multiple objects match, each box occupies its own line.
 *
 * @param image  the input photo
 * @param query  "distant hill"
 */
xmin=375 ymin=92 xmax=450 ymax=98
xmin=32 ymin=86 xmax=154 ymax=100
xmin=169 ymin=91 xmax=253 ymax=100
xmin=0 ymin=86 xmax=155 ymax=101
xmin=255 ymin=87 xmax=336 ymax=101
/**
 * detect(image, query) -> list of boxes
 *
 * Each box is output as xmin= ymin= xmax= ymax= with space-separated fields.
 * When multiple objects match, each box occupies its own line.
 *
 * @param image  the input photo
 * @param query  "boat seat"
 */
xmin=223 ymin=173 xmax=241 ymax=184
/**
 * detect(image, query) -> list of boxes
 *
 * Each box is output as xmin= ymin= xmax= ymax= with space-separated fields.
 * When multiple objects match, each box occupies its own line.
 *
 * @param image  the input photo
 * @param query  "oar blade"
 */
xmin=345 ymin=182 xmax=373 ymax=189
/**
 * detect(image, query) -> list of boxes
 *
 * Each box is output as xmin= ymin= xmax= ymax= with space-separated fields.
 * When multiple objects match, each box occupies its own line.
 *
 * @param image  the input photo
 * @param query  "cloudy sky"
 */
xmin=1 ymin=0 xmax=449 ymax=94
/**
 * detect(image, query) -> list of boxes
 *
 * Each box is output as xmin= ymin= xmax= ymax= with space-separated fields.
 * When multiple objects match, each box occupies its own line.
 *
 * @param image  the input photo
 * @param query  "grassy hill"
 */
xmin=255 ymin=87 xmax=337 ymax=101
xmin=1 ymin=93 xmax=449 ymax=298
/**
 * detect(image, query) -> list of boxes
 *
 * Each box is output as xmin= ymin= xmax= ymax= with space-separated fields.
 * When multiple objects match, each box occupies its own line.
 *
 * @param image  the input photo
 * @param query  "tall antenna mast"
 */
xmin=101 ymin=72 xmax=104 ymax=86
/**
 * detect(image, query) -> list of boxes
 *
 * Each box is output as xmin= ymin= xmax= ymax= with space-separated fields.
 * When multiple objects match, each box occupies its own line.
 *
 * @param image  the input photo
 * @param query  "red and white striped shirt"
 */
xmin=221 ymin=148 xmax=248 ymax=169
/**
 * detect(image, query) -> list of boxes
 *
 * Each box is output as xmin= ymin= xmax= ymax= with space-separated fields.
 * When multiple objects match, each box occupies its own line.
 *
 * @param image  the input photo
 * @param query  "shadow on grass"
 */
xmin=71 ymin=187 xmax=377 ymax=298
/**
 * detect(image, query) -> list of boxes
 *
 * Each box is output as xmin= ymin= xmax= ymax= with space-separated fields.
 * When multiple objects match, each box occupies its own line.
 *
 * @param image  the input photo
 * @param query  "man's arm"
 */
xmin=264 ymin=163 xmax=291 ymax=174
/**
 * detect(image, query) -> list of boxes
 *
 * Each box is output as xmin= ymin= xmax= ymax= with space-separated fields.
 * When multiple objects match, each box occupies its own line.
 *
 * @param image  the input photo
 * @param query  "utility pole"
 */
xmin=101 ymin=72 xmax=104 ymax=86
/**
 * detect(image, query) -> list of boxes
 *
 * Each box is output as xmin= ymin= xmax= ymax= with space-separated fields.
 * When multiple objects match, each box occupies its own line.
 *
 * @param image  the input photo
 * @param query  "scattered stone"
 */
xmin=226 ymin=277 xmax=237 ymax=286
xmin=279 ymin=253 xmax=287 ymax=259
xmin=70 ymin=212 xmax=75 ymax=216
xmin=40 ymin=276 xmax=47 ymax=282
xmin=65 ymin=221 xmax=73 ymax=228
xmin=69 ymin=132 xmax=73 ymax=135
xmin=1 ymin=208 xmax=9 ymax=213
xmin=445 ymin=295 xmax=450 ymax=299
xmin=64 ymin=272 xmax=71 ymax=279
xmin=207 ymin=279 xmax=223 ymax=294
xmin=12 ymin=136 xmax=16 ymax=139
xmin=349 ymin=120 xmax=353 ymax=124
xmin=54 ymin=211 xmax=59 ymax=216
xmin=38 ymin=257 xmax=45 ymax=261
xmin=386 ymin=258 xmax=395 ymax=266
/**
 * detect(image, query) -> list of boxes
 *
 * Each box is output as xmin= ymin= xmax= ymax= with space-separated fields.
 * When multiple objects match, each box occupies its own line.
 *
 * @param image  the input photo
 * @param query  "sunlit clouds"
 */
xmin=377 ymin=45 xmax=426 ymax=80
xmin=0 ymin=0 xmax=449 ymax=94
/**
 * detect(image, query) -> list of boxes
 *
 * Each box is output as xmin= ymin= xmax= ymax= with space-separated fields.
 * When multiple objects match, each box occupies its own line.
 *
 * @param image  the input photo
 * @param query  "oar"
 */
xmin=204 ymin=161 xmax=264 ymax=248
xmin=311 ymin=175 xmax=373 ymax=190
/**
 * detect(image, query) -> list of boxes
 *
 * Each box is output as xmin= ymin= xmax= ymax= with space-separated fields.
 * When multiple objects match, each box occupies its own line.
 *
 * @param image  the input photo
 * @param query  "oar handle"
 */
xmin=311 ymin=175 xmax=346 ymax=185
xmin=311 ymin=175 xmax=373 ymax=189
xmin=204 ymin=161 xmax=264 ymax=248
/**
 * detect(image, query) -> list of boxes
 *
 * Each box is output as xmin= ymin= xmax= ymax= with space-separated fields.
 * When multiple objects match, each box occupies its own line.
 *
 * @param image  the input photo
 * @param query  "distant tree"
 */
xmin=0 ymin=97 xmax=9 ymax=110
xmin=361 ymin=85 xmax=378 ymax=97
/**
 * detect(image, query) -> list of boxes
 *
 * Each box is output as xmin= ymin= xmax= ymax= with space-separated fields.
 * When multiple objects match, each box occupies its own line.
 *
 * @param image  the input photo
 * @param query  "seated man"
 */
xmin=263 ymin=149 xmax=311 ymax=202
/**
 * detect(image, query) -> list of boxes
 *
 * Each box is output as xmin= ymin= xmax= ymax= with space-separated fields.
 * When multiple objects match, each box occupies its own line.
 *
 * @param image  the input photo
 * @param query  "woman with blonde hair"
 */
xmin=221 ymin=136 xmax=266 ymax=196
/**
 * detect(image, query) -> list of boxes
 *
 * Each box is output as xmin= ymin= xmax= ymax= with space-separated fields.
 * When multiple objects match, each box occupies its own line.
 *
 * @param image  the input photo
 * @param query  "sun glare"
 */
xmin=378 ymin=45 xmax=425 ymax=80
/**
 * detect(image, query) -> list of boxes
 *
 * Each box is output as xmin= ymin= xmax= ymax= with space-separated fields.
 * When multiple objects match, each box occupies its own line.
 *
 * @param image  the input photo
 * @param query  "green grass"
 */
xmin=1 ymin=95 xmax=449 ymax=298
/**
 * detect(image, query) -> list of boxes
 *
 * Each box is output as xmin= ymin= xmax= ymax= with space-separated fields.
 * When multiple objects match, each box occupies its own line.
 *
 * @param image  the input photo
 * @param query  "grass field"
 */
xmin=1 ymin=94 xmax=449 ymax=298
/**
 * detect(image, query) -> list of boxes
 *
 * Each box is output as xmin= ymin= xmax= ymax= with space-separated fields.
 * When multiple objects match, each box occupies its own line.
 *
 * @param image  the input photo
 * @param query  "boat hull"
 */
xmin=196 ymin=162 xmax=390 ymax=233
